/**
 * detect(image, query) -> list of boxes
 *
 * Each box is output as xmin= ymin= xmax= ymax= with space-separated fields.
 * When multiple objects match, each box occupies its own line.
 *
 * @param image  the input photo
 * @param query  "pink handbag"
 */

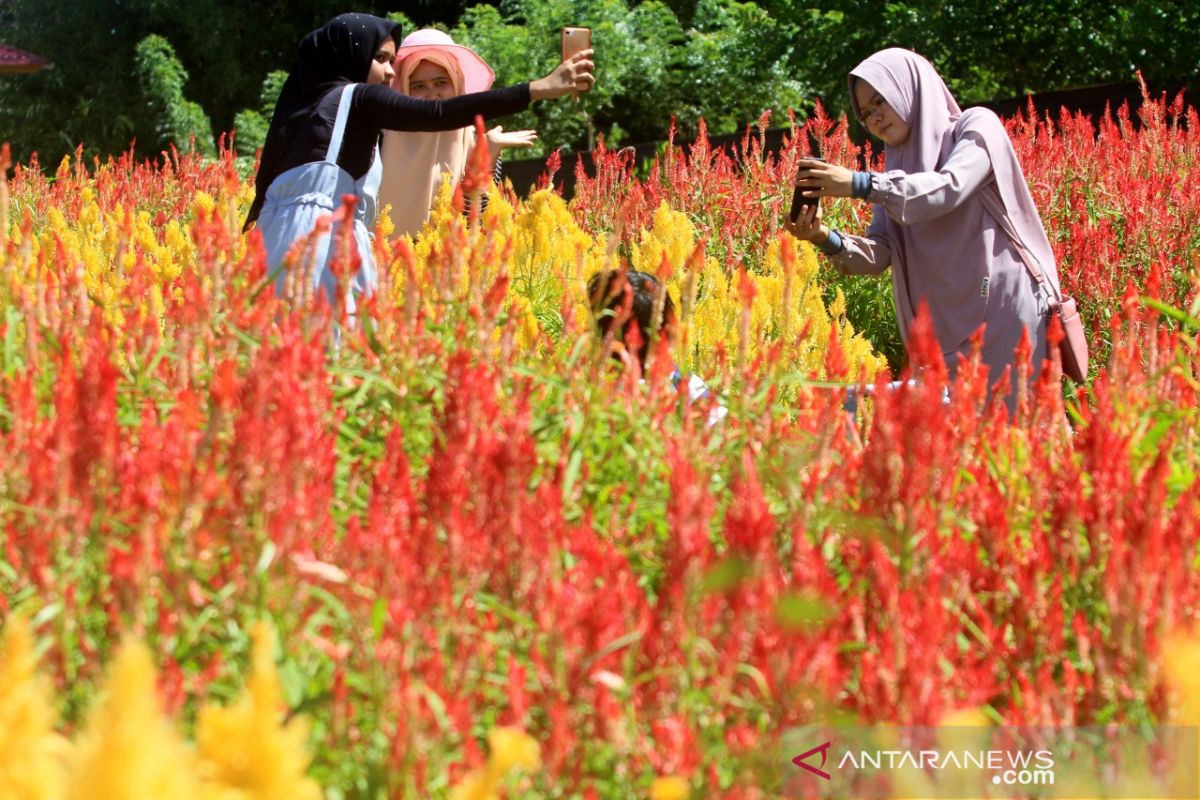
xmin=1008 ymin=247 xmax=1089 ymax=384
xmin=1052 ymin=295 xmax=1089 ymax=383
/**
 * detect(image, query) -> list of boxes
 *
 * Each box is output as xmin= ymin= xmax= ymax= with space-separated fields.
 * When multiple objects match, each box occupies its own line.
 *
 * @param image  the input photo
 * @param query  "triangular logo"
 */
xmin=792 ymin=740 xmax=833 ymax=780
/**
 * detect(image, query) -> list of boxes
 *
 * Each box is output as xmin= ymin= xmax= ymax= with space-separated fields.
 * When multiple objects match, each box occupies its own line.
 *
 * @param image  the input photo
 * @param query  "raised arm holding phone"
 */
xmin=244 ymin=13 xmax=594 ymax=317
xmin=379 ymin=29 xmax=544 ymax=240
xmin=561 ymin=27 xmax=591 ymax=99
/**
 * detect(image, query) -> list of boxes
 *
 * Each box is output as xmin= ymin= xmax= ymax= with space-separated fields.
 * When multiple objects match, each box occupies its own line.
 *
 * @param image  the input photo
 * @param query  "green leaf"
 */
xmin=699 ymin=556 xmax=752 ymax=594
xmin=31 ymin=602 xmax=63 ymax=627
xmin=562 ymin=447 xmax=585 ymax=498
xmin=255 ymin=540 xmax=277 ymax=576
xmin=1143 ymin=296 xmax=1200 ymax=331
xmin=774 ymin=592 xmax=834 ymax=630
xmin=371 ymin=597 xmax=388 ymax=641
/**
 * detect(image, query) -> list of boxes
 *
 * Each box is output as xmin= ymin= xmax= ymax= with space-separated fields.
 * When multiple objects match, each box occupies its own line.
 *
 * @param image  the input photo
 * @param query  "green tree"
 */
xmin=2 ymin=0 xmax=1196 ymax=168
xmin=0 ymin=0 xmax=150 ymax=165
xmin=677 ymin=0 xmax=808 ymax=134
xmin=397 ymin=0 xmax=476 ymax=26
xmin=232 ymin=70 xmax=289 ymax=161
xmin=135 ymin=35 xmax=215 ymax=157
xmin=768 ymin=1 xmax=1199 ymax=119
xmin=121 ymin=1 xmax=364 ymax=140
xmin=0 ymin=0 xmax=393 ymax=165
xmin=451 ymin=0 xmax=807 ymax=156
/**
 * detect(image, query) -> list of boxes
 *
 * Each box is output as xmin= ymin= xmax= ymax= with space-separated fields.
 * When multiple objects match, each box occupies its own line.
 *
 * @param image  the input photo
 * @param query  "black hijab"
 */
xmin=245 ymin=13 xmax=401 ymax=231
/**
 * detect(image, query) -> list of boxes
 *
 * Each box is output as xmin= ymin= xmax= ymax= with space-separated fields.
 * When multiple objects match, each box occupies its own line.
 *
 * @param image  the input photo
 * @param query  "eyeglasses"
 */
xmin=858 ymin=94 xmax=888 ymax=125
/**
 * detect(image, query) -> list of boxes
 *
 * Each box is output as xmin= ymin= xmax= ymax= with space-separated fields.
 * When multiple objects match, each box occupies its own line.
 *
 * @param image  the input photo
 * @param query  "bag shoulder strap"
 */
xmin=978 ymin=182 xmax=1063 ymax=309
xmin=325 ymin=84 xmax=357 ymax=165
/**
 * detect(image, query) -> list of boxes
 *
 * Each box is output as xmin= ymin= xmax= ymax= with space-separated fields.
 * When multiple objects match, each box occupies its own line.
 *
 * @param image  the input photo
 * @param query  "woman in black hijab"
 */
xmin=246 ymin=13 xmax=593 ymax=316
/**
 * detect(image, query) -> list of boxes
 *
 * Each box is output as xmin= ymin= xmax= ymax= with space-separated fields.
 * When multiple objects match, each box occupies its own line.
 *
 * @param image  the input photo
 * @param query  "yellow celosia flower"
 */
xmin=449 ymin=770 xmax=499 ymax=800
xmin=65 ymin=637 xmax=206 ymax=800
xmin=0 ymin=613 xmax=68 ymax=800
xmin=486 ymin=726 xmax=540 ymax=775
xmin=195 ymin=622 xmax=321 ymax=800
xmin=649 ymin=774 xmax=689 ymax=800
xmin=508 ymin=294 xmax=542 ymax=351
xmin=482 ymin=182 xmax=515 ymax=231
xmin=510 ymin=189 xmax=607 ymax=311
xmin=423 ymin=174 xmax=463 ymax=239
xmin=660 ymin=233 xmax=884 ymax=382
xmin=630 ymin=203 xmax=695 ymax=277
xmin=1163 ymin=628 xmax=1200 ymax=725
xmin=448 ymin=727 xmax=540 ymax=800
xmin=938 ymin=706 xmax=990 ymax=728
xmin=390 ymin=184 xmax=616 ymax=350
xmin=1159 ymin=628 xmax=1200 ymax=798
xmin=376 ymin=202 xmax=395 ymax=241
xmin=381 ymin=180 xmax=891 ymax=384
xmin=193 ymin=191 xmax=217 ymax=217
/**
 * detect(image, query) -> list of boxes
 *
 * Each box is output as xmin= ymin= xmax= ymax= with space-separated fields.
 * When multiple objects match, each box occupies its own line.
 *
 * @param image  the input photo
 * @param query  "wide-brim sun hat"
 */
xmin=395 ymin=29 xmax=495 ymax=94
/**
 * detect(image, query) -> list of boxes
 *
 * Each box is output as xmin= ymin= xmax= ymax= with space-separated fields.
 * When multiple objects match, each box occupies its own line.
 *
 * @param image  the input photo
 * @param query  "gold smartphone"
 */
xmin=561 ymin=26 xmax=591 ymax=99
xmin=561 ymin=26 xmax=591 ymax=62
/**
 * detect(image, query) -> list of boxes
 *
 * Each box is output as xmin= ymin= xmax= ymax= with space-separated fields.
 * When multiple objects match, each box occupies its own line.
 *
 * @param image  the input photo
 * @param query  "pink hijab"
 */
xmin=848 ymin=48 xmax=1060 ymax=334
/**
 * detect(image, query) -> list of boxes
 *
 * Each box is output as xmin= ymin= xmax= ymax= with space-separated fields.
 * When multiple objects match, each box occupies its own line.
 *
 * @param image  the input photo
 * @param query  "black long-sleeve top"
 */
xmin=278 ymin=82 xmax=532 ymax=180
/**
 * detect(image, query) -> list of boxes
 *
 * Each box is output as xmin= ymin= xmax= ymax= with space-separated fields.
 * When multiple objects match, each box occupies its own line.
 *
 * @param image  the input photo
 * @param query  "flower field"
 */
xmin=1 ymin=87 xmax=1200 ymax=799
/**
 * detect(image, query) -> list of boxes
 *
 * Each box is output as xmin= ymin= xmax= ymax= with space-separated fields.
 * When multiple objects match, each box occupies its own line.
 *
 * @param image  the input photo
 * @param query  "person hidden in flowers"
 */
xmin=378 ymin=29 xmax=538 ymax=240
xmin=785 ymin=47 xmax=1064 ymax=411
xmin=243 ymin=13 xmax=593 ymax=319
xmin=587 ymin=269 xmax=727 ymax=425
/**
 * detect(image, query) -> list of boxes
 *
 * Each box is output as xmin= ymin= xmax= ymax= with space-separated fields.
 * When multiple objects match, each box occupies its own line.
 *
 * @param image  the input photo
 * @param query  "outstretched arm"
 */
xmin=360 ymin=49 xmax=595 ymax=133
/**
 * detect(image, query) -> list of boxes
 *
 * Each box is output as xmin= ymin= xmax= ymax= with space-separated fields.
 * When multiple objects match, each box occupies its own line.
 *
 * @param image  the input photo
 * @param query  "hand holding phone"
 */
xmin=790 ymin=157 xmax=825 ymax=222
xmin=562 ymin=26 xmax=591 ymax=61
xmin=561 ymin=27 xmax=592 ymax=99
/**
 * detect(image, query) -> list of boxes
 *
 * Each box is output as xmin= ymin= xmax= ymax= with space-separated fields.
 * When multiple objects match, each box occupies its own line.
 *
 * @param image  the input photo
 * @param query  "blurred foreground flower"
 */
xmin=649 ymin=775 xmax=689 ymax=800
xmin=450 ymin=726 xmax=541 ymax=800
xmin=196 ymin=622 xmax=322 ymax=800
xmin=0 ymin=614 xmax=68 ymax=800
xmin=65 ymin=637 xmax=205 ymax=800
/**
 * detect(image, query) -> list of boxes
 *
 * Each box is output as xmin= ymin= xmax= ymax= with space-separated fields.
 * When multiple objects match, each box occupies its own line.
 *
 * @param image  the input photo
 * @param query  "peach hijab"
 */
xmin=378 ymin=31 xmax=495 ymax=239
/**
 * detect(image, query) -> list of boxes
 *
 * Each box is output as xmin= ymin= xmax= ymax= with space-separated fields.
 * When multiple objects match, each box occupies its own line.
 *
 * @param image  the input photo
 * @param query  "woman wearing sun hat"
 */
xmin=378 ymin=28 xmax=539 ymax=239
xmin=245 ymin=16 xmax=591 ymax=318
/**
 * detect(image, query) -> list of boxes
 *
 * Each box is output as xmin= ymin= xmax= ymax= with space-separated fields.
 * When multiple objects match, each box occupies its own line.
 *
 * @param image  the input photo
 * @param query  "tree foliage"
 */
xmin=0 ymin=0 xmax=1196 ymax=167
xmin=0 ymin=0 xmax=378 ymax=164
xmin=770 ymin=0 xmax=1200 ymax=114
xmin=135 ymin=35 xmax=215 ymax=157
xmin=232 ymin=71 xmax=289 ymax=161
xmin=1 ymin=0 xmax=150 ymax=165
xmin=450 ymin=0 xmax=807 ymax=156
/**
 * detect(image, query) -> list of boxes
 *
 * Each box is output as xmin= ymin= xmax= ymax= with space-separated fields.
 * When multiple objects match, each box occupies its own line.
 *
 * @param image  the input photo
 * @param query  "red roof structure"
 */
xmin=0 ymin=43 xmax=52 ymax=75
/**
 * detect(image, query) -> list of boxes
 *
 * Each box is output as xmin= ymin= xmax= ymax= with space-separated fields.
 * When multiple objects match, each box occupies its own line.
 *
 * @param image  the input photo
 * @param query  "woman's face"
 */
xmin=407 ymin=61 xmax=456 ymax=100
xmin=368 ymin=40 xmax=397 ymax=85
xmin=854 ymin=79 xmax=910 ymax=146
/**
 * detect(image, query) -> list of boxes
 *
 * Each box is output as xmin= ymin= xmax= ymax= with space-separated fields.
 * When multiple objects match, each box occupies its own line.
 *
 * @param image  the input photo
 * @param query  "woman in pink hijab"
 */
xmin=378 ymin=29 xmax=538 ymax=239
xmin=787 ymin=48 xmax=1062 ymax=405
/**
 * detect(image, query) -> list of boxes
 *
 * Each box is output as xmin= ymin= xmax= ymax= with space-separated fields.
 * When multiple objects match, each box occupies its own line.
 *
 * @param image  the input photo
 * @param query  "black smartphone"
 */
xmin=789 ymin=156 xmax=825 ymax=222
